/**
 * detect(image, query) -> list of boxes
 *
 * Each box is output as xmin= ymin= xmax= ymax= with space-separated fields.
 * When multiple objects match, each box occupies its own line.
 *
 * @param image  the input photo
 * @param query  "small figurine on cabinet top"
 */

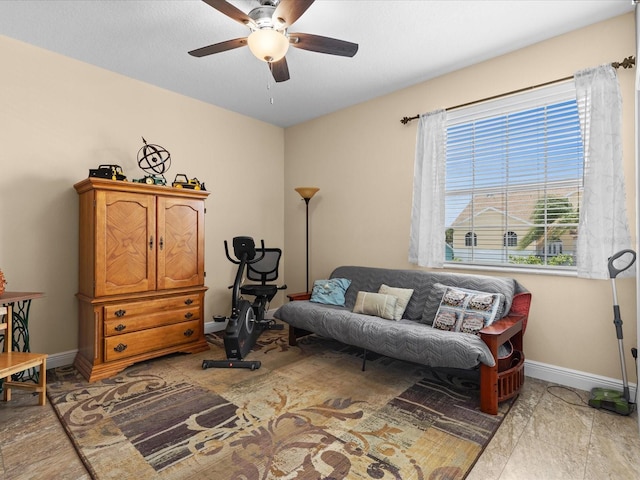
xmin=132 ymin=174 xmax=167 ymax=186
xmin=137 ymin=137 xmax=171 ymax=177
xmin=172 ymin=174 xmax=206 ymax=191
xmin=89 ymin=164 xmax=127 ymax=181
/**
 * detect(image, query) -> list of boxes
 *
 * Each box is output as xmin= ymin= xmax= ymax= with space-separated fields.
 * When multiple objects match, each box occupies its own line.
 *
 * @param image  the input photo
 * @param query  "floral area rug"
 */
xmin=47 ymin=324 xmax=513 ymax=480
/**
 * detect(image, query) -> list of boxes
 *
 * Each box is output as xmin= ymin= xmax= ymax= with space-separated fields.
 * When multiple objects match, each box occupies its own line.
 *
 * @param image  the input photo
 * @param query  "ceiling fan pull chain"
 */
xmin=266 ymin=76 xmax=274 ymax=105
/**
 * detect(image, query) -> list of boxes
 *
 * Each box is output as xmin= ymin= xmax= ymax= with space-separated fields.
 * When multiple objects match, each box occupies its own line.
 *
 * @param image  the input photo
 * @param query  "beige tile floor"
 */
xmin=0 ymin=376 xmax=638 ymax=479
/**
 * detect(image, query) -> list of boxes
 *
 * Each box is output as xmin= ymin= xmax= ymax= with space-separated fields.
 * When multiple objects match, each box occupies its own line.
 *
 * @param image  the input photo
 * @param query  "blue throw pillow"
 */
xmin=310 ymin=278 xmax=352 ymax=306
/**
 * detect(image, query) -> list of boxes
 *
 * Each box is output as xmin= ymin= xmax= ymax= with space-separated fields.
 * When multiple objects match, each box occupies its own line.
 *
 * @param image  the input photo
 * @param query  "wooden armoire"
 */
xmin=73 ymin=178 xmax=209 ymax=382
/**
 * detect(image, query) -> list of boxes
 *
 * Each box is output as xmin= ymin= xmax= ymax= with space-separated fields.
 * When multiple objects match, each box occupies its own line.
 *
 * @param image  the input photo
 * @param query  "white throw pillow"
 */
xmin=378 ymin=284 xmax=414 ymax=320
xmin=353 ymin=291 xmax=398 ymax=320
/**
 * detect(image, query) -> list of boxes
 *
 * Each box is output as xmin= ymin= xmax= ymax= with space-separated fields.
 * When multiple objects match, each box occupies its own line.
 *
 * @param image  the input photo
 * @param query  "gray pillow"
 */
xmin=422 ymin=283 xmax=449 ymax=325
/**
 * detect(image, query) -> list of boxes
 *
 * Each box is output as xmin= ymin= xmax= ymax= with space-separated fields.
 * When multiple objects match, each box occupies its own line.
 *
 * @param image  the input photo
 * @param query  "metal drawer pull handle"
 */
xmin=114 ymin=324 xmax=126 ymax=332
xmin=184 ymin=299 xmax=194 ymax=305
xmin=114 ymin=343 xmax=127 ymax=353
xmin=184 ymin=329 xmax=194 ymax=337
xmin=185 ymin=312 xmax=193 ymax=319
xmin=115 ymin=309 xmax=126 ymax=317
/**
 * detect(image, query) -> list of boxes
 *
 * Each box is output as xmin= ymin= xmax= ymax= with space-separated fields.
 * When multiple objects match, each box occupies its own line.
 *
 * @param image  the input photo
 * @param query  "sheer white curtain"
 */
xmin=575 ymin=65 xmax=632 ymax=279
xmin=408 ymin=109 xmax=447 ymax=267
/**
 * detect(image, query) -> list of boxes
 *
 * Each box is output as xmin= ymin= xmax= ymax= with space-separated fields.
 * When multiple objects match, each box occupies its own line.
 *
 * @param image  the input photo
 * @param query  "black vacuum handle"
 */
xmin=608 ymin=249 xmax=636 ymax=279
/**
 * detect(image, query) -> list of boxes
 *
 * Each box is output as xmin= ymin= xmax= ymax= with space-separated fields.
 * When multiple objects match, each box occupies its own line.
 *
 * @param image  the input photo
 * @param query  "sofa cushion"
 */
xmin=378 ymin=284 xmax=414 ymax=320
xmin=353 ymin=291 xmax=397 ymax=320
xmin=273 ymin=300 xmax=496 ymax=368
xmin=310 ymin=278 xmax=351 ymax=306
xmin=432 ymin=286 xmax=503 ymax=335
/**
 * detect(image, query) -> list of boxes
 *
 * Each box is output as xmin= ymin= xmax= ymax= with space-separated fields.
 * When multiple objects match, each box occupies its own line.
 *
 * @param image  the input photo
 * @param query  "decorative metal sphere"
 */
xmin=137 ymin=137 xmax=171 ymax=175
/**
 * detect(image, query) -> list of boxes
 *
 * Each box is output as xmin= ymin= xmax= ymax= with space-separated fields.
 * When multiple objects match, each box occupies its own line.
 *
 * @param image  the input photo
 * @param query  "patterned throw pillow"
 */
xmin=352 ymin=292 xmax=398 ymax=320
xmin=377 ymin=284 xmax=414 ymax=320
xmin=310 ymin=278 xmax=352 ymax=306
xmin=432 ymin=286 xmax=503 ymax=335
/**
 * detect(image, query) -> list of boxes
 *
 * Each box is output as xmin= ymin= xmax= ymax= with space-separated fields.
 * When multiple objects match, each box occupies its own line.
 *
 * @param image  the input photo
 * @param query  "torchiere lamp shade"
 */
xmin=295 ymin=187 xmax=319 ymax=201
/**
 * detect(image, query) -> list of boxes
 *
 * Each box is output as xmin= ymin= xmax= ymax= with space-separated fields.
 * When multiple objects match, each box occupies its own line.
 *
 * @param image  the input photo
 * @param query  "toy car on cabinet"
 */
xmin=172 ymin=174 xmax=205 ymax=190
xmin=89 ymin=165 xmax=127 ymax=181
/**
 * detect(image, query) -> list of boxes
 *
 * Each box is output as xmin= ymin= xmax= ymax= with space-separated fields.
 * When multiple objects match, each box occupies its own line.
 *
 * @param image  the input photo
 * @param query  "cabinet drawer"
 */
xmin=104 ymin=306 xmax=200 ymax=336
xmin=104 ymin=319 xmax=202 ymax=362
xmin=104 ymin=294 xmax=200 ymax=321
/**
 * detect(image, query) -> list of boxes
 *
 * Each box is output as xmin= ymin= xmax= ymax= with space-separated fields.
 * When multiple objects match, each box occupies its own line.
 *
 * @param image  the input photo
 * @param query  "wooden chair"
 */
xmin=0 ymin=305 xmax=47 ymax=405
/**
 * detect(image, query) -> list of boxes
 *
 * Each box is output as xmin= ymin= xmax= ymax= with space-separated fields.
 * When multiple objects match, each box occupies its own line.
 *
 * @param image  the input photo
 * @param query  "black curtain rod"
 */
xmin=400 ymin=55 xmax=636 ymax=125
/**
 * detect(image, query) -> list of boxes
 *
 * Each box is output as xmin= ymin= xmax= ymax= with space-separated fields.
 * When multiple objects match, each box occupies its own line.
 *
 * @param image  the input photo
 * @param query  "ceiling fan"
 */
xmin=188 ymin=0 xmax=358 ymax=83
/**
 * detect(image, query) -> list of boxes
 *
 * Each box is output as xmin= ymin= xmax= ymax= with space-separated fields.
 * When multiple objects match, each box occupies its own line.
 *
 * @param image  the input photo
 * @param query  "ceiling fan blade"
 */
xmin=188 ymin=37 xmax=248 ymax=57
xmin=269 ymin=57 xmax=290 ymax=83
xmin=202 ymin=0 xmax=255 ymax=27
xmin=272 ymin=0 xmax=314 ymax=28
xmin=289 ymin=33 xmax=358 ymax=57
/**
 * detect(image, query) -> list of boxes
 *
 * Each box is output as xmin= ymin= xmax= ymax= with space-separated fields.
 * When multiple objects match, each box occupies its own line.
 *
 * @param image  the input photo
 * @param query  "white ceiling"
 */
xmin=0 ymin=0 xmax=634 ymax=127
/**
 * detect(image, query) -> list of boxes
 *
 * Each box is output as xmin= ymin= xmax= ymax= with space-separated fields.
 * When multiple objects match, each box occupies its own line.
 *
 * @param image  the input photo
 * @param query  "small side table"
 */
xmin=0 ymin=292 xmax=44 ymax=383
xmin=286 ymin=291 xmax=312 ymax=346
xmin=286 ymin=292 xmax=311 ymax=302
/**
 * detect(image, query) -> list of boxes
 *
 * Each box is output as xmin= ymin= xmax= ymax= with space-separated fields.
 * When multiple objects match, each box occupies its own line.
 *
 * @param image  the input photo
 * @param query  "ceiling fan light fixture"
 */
xmin=247 ymin=29 xmax=289 ymax=63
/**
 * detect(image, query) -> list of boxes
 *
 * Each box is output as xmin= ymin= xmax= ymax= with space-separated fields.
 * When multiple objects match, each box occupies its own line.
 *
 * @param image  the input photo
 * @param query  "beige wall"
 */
xmin=0 ymin=35 xmax=284 ymax=355
xmin=284 ymin=13 xmax=637 ymax=382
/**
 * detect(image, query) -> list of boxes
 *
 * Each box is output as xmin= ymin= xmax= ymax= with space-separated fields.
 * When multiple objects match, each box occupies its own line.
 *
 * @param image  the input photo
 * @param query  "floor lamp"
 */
xmin=295 ymin=187 xmax=319 ymax=293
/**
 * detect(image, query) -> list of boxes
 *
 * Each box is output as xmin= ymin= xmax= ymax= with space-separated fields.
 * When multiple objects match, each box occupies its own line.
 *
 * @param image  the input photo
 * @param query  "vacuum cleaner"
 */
xmin=588 ymin=249 xmax=637 ymax=416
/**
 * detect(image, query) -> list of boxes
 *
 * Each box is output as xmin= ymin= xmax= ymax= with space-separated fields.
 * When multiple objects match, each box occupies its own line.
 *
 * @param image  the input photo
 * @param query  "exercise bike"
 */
xmin=202 ymin=236 xmax=286 ymax=370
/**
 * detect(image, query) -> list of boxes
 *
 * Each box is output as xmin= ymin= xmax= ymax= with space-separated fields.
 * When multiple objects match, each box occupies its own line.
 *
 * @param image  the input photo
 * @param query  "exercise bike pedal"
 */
xmin=202 ymin=360 xmax=261 ymax=370
xmin=256 ymin=319 xmax=284 ymax=331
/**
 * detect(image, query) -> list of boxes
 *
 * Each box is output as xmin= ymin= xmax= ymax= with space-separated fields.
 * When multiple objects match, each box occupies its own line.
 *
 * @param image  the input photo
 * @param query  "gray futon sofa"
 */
xmin=273 ymin=265 xmax=532 ymax=415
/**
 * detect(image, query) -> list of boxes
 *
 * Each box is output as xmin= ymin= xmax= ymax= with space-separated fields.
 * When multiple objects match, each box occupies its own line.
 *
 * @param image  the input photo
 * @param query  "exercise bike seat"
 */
xmin=240 ymin=284 xmax=279 ymax=297
xmin=240 ymin=248 xmax=283 ymax=301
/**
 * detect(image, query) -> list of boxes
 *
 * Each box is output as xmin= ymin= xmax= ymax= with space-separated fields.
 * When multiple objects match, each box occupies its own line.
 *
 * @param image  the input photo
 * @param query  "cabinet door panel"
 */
xmin=157 ymin=197 xmax=205 ymax=290
xmin=95 ymin=191 xmax=156 ymax=296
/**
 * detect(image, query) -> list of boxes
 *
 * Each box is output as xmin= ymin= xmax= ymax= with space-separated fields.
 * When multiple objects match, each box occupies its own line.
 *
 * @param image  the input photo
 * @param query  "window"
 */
xmin=445 ymin=82 xmax=583 ymax=269
xmin=504 ymin=231 xmax=518 ymax=247
xmin=464 ymin=232 xmax=477 ymax=247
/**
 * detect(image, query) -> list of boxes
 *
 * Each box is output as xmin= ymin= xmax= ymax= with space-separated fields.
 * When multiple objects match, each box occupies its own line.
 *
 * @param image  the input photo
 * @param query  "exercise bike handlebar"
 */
xmin=608 ymin=249 xmax=636 ymax=279
xmin=225 ymin=238 xmax=267 ymax=314
xmin=224 ymin=239 xmax=266 ymax=265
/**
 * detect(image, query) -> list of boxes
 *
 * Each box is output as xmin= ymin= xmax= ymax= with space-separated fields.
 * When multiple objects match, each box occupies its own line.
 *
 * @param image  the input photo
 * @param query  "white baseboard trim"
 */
xmin=525 ymin=359 xmax=637 ymax=398
xmin=205 ymin=320 xmax=226 ymax=334
xmin=46 ymin=350 xmax=78 ymax=369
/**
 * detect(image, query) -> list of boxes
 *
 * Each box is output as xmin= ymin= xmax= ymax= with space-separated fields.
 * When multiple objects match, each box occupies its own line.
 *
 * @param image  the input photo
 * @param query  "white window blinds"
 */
xmin=445 ymin=81 xmax=584 ymax=269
